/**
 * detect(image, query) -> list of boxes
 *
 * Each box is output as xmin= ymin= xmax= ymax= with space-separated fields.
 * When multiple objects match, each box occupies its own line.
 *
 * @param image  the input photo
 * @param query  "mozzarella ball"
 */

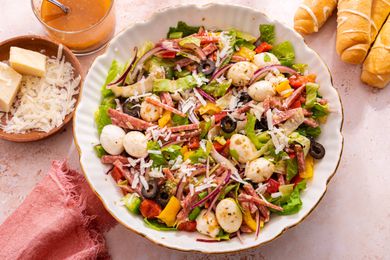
xmin=227 ymin=61 xmax=258 ymax=87
xmin=140 ymin=95 xmax=162 ymax=122
xmin=196 ymin=210 xmax=221 ymax=238
xmin=123 ymin=131 xmax=148 ymax=158
xmin=245 ymin=157 xmax=275 ymax=183
xmin=248 ymin=80 xmax=276 ymax=102
xmin=100 ymin=124 xmax=125 ymax=155
xmin=215 ymin=198 xmax=243 ymax=233
xmin=253 ymin=53 xmax=280 ymax=69
xmin=230 ymin=134 xmax=259 ymax=163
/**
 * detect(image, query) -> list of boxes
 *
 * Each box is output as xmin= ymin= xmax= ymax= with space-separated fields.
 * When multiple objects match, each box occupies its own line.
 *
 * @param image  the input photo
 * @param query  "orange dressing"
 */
xmin=40 ymin=0 xmax=115 ymax=53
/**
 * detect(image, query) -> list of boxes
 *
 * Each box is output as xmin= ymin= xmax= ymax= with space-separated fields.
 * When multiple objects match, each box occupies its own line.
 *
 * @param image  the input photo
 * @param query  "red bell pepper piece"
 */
xmin=290 ymin=99 xmax=302 ymax=109
xmin=188 ymin=136 xmax=200 ymax=150
xmin=140 ymin=199 xmax=162 ymax=219
xmin=159 ymin=51 xmax=176 ymax=59
xmin=213 ymin=141 xmax=225 ymax=153
xmin=255 ymin=42 xmax=273 ymax=53
xmin=213 ymin=111 xmax=227 ymax=123
xmin=110 ymin=166 xmax=123 ymax=182
xmin=266 ymin=179 xmax=280 ymax=194
xmin=221 ymin=139 xmax=230 ymax=158
xmin=177 ymin=220 xmax=197 ymax=232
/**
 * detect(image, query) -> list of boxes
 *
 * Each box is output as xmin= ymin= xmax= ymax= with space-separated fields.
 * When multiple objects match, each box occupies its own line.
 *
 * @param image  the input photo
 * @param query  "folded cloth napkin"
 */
xmin=0 ymin=160 xmax=116 ymax=260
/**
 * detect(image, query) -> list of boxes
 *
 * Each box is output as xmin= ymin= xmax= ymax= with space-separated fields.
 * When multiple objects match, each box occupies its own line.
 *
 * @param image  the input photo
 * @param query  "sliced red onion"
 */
xmin=129 ymin=46 xmax=165 ymax=83
xmin=206 ymin=174 xmax=231 ymax=215
xmin=249 ymin=65 xmax=297 ymax=85
xmin=182 ymin=43 xmax=206 ymax=61
xmin=190 ymin=184 xmax=222 ymax=210
xmin=107 ymin=47 xmax=138 ymax=86
xmin=210 ymin=64 xmax=233 ymax=81
xmin=196 ymin=87 xmax=215 ymax=103
xmin=190 ymin=171 xmax=231 ymax=210
xmin=236 ymin=230 xmax=244 ymax=244
xmin=175 ymin=177 xmax=185 ymax=200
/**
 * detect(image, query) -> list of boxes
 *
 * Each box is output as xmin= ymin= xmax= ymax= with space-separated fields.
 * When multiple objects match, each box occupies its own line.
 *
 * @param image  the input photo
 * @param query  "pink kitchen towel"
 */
xmin=0 ymin=160 xmax=116 ymax=260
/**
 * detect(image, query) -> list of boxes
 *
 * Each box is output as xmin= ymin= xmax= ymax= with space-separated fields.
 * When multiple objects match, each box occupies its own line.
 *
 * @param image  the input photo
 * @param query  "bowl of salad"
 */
xmin=73 ymin=3 xmax=343 ymax=253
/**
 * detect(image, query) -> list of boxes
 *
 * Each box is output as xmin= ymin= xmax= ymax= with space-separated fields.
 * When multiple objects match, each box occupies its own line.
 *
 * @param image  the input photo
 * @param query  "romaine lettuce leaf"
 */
xmin=235 ymin=39 xmax=256 ymax=50
xmin=259 ymin=24 xmax=275 ymax=44
xmin=153 ymin=75 xmax=197 ymax=93
xmin=286 ymin=157 xmax=298 ymax=182
xmin=147 ymin=141 xmax=166 ymax=167
xmin=311 ymin=103 xmax=329 ymax=119
xmin=144 ymin=218 xmax=177 ymax=231
xmin=273 ymin=180 xmax=306 ymax=215
xmin=271 ymin=41 xmax=295 ymax=67
xmin=230 ymin=29 xmax=257 ymax=43
xmin=172 ymin=114 xmax=189 ymax=126
xmin=305 ymin=83 xmax=319 ymax=108
xmin=167 ymin=21 xmax=200 ymax=38
xmin=179 ymin=36 xmax=201 ymax=47
xmin=289 ymin=132 xmax=311 ymax=156
xmin=297 ymin=125 xmax=321 ymax=138
xmin=292 ymin=63 xmax=308 ymax=74
xmin=162 ymin=145 xmax=182 ymax=161
xmin=189 ymin=143 xmax=211 ymax=163
xmin=245 ymin=113 xmax=270 ymax=149
xmin=201 ymin=80 xmax=231 ymax=98
xmin=95 ymin=60 xmax=123 ymax=134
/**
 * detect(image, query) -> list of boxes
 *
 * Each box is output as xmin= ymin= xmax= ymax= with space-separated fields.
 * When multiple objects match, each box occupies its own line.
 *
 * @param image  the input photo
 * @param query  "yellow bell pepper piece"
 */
xmin=184 ymin=150 xmax=195 ymax=161
xmin=199 ymin=102 xmax=222 ymax=115
xmin=243 ymin=210 xmax=257 ymax=232
xmin=275 ymin=80 xmax=293 ymax=98
xmin=235 ymin=47 xmax=256 ymax=61
xmin=300 ymin=155 xmax=314 ymax=179
xmin=158 ymin=196 xmax=182 ymax=227
xmin=180 ymin=145 xmax=188 ymax=155
xmin=158 ymin=111 xmax=172 ymax=128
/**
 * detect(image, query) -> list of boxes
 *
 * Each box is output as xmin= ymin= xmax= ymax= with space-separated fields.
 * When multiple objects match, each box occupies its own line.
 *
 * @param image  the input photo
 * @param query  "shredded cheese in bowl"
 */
xmin=1 ymin=46 xmax=81 ymax=134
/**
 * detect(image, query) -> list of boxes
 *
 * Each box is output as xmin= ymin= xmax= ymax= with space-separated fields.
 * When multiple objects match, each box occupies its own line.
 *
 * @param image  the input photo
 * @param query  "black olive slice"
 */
xmin=309 ymin=141 xmax=326 ymax=159
xmin=221 ymin=116 xmax=237 ymax=133
xmin=141 ymin=179 xmax=158 ymax=199
xmin=197 ymin=59 xmax=216 ymax=76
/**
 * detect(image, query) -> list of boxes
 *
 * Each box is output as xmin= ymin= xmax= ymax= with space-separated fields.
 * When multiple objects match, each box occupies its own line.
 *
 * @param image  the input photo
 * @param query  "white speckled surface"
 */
xmin=0 ymin=0 xmax=389 ymax=259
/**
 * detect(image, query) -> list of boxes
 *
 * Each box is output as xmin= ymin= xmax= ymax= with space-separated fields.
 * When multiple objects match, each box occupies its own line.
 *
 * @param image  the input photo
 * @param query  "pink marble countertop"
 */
xmin=1 ymin=0 xmax=389 ymax=259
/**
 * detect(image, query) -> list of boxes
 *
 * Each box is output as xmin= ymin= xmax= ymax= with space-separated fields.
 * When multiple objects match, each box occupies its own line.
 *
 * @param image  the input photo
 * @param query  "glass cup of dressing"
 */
xmin=31 ymin=0 xmax=115 ymax=55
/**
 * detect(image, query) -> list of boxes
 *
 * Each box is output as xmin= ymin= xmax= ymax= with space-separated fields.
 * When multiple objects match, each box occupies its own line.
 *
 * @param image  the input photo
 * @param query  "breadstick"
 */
xmin=294 ymin=0 xmax=338 ymax=35
xmin=370 ymin=0 xmax=390 ymax=41
xmin=336 ymin=0 xmax=373 ymax=64
xmin=361 ymin=17 xmax=390 ymax=88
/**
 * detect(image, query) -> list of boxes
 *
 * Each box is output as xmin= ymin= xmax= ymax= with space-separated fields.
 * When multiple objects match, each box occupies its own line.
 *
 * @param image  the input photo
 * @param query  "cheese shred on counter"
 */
xmin=1 ymin=47 xmax=80 ymax=133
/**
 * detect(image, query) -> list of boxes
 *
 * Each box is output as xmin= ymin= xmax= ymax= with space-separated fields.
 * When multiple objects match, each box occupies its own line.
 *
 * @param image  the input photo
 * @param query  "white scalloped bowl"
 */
xmin=73 ymin=3 xmax=343 ymax=253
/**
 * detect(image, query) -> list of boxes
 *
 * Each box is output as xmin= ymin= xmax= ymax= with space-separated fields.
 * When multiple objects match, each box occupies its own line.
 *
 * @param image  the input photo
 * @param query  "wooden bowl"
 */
xmin=0 ymin=35 xmax=83 ymax=142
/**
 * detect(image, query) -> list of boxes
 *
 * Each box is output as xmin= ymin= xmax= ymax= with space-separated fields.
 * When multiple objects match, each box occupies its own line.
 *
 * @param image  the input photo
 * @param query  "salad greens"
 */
xmin=272 ymin=41 xmax=295 ymax=67
xmin=168 ymin=21 xmax=200 ymax=38
xmin=259 ymin=24 xmax=275 ymax=44
xmin=94 ymin=21 xmax=329 ymax=241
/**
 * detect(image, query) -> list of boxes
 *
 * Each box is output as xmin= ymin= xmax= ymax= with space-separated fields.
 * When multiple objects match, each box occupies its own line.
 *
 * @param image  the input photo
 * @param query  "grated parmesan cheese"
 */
xmin=1 ymin=45 xmax=80 ymax=133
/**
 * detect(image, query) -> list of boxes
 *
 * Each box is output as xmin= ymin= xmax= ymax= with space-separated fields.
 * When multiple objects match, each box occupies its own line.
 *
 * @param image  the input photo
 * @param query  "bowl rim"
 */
xmin=0 ymin=35 xmax=83 ymax=142
xmin=73 ymin=3 xmax=344 ymax=254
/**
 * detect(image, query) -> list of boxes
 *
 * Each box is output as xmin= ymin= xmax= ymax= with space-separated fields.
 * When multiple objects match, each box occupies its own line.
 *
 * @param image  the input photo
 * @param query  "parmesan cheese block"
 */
xmin=9 ymin=47 xmax=46 ymax=77
xmin=0 ymin=62 xmax=22 ymax=112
